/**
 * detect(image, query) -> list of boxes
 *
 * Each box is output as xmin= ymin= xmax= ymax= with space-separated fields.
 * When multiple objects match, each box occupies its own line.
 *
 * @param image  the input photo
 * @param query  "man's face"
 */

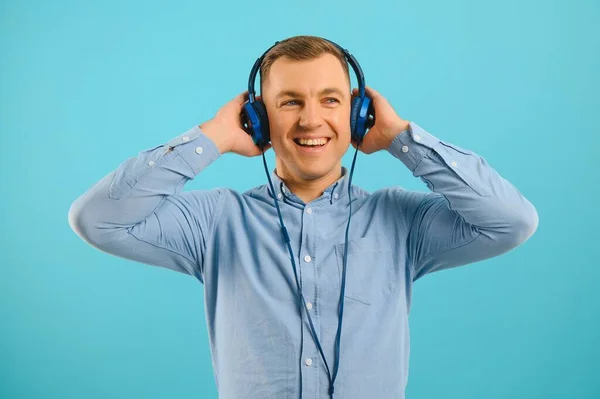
xmin=262 ymin=53 xmax=351 ymax=182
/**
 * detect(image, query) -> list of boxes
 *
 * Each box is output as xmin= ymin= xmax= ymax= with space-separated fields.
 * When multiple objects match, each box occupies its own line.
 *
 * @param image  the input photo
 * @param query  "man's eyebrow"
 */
xmin=275 ymin=87 xmax=346 ymax=100
xmin=275 ymin=90 xmax=303 ymax=100
xmin=319 ymin=87 xmax=345 ymax=97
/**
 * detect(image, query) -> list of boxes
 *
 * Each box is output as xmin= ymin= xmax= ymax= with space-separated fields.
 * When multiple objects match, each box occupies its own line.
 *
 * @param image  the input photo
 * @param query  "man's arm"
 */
xmin=387 ymin=122 xmax=538 ymax=281
xmin=68 ymin=91 xmax=267 ymax=282
xmin=353 ymin=86 xmax=537 ymax=281
xmin=68 ymin=125 xmax=226 ymax=281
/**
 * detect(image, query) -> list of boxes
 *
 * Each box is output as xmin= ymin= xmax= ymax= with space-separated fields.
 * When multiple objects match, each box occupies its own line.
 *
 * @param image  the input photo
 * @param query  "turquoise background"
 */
xmin=1 ymin=0 xmax=598 ymax=397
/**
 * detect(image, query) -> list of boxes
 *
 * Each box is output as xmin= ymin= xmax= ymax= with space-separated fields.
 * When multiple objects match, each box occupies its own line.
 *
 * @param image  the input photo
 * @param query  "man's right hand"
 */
xmin=199 ymin=91 xmax=271 ymax=157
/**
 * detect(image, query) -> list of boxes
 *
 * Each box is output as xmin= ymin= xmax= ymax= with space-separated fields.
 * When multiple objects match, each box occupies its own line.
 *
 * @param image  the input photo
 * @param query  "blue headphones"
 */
xmin=241 ymin=39 xmax=375 ymax=148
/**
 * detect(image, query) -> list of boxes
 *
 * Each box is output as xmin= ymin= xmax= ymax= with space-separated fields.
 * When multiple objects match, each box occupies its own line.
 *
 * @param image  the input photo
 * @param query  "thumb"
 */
xmin=237 ymin=132 xmax=272 ymax=157
xmin=251 ymin=142 xmax=272 ymax=156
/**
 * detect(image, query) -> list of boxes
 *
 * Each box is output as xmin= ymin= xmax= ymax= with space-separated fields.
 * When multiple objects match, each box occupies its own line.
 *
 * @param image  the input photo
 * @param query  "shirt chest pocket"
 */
xmin=334 ymin=235 xmax=397 ymax=306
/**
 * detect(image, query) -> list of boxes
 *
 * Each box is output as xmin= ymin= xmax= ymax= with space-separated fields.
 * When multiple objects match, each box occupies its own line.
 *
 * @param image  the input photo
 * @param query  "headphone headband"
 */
xmin=247 ymin=38 xmax=366 ymax=102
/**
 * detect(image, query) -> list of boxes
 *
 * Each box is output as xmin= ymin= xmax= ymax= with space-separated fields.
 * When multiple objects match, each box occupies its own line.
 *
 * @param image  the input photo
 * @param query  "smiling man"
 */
xmin=68 ymin=35 xmax=538 ymax=399
xmin=262 ymin=54 xmax=353 ymax=200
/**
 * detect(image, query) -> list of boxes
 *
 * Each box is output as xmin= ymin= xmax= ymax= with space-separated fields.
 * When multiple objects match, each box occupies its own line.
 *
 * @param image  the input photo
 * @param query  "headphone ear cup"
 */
xmin=350 ymin=96 xmax=363 ymax=142
xmin=363 ymin=96 xmax=375 ymax=130
xmin=350 ymin=96 xmax=376 ymax=143
xmin=253 ymin=101 xmax=270 ymax=146
xmin=241 ymin=100 xmax=270 ymax=148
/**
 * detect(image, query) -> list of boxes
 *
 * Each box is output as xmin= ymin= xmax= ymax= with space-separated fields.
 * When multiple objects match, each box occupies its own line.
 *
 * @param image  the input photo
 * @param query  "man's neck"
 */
xmin=275 ymin=163 xmax=343 ymax=204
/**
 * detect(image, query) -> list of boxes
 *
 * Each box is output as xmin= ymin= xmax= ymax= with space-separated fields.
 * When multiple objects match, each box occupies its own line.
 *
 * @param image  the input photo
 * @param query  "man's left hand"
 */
xmin=351 ymin=86 xmax=410 ymax=154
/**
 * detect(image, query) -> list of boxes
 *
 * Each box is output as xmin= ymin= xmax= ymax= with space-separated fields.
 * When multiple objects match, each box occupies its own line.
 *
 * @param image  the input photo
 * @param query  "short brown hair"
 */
xmin=259 ymin=35 xmax=350 ymax=93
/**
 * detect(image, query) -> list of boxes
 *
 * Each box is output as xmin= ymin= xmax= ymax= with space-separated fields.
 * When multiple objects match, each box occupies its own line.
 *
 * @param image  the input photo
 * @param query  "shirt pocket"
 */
xmin=334 ymin=235 xmax=396 ymax=306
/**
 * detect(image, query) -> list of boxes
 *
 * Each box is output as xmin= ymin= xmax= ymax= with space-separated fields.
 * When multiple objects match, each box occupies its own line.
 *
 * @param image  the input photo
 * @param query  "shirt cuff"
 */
xmin=387 ymin=121 xmax=441 ymax=172
xmin=167 ymin=125 xmax=222 ymax=175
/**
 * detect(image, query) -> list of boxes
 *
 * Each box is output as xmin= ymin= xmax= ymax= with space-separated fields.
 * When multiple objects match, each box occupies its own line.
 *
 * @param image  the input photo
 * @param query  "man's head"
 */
xmin=259 ymin=36 xmax=353 ymax=184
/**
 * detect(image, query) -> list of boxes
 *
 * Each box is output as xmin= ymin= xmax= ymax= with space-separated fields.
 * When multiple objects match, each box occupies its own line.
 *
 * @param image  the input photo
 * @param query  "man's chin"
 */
xmin=296 ymin=164 xmax=341 ymax=181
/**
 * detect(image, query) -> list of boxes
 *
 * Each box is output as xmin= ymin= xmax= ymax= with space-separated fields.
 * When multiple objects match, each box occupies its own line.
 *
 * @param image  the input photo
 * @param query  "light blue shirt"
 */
xmin=68 ymin=121 xmax=538 ymax=399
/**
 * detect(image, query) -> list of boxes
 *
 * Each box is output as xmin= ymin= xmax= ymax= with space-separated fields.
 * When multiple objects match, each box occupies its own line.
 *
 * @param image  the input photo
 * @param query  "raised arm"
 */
xmin=68 ymin=91 xmax=268 ymax=282
xmin=388 ymin=122 xmax=538 ymax=281
xmin=353 ymin=86 xmax=538 ymax=281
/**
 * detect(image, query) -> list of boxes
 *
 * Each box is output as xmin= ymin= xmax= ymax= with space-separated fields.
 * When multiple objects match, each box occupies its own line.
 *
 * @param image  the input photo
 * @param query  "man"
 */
xmin=68 ymin=35 xmax=538 ymax=398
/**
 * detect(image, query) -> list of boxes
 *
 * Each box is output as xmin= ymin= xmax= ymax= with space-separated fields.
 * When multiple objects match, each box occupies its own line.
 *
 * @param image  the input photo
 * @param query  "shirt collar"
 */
xmin=267 ymin=167 xmax=351 ymax=206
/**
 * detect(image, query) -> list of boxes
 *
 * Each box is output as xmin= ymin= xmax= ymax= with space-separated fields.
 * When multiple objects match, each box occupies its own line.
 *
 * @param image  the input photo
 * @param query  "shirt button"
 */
xmin=451 ymin=161 xmax=458 ymax=167
xmin=148 ymin=161 xmax=155 ymax=166
xmin=306 ymin=302 xmax=313 ymax=310
xmin=306 ymin=208 xmax=312 ymax=214
xmin=401 ymin=145 xmax=409 ymax=153
xmin=182 ymin=136 xmax=190 ymax=142
xmin=195 ymin=147 xmax=203 ymax=154
xmin=304 ymin=255 xmax=312 ymax=263
xmin=333 ymin=193 xmax=338 ymax=199
xmin=414 ymin=134 xmax=421 ymax=142
xmin=277 ymin=193 xmax=282 ymax=199
xmin=305 ymin=358 xmax=313 ymax=366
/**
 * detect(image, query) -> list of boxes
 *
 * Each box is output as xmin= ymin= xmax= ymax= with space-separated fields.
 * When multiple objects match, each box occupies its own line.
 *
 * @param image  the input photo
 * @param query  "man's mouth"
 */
xmin=293 ymin=137 xmax=331 ymax=147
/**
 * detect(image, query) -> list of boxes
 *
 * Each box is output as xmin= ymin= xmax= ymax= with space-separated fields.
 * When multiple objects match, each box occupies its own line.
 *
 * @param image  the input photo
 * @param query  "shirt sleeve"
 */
xmin=68 ymin=125 xmax=226 ymax=283
xmin=387 ymin=122 xmax=539 ymax=281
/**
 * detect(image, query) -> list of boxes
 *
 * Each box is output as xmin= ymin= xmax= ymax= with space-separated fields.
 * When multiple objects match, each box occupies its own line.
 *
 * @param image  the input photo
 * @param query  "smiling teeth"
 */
xmin=297 ymin=138 xmax=328 ymax=146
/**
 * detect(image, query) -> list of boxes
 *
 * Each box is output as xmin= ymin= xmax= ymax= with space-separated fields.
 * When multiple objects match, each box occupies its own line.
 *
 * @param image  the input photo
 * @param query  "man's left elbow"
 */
xmin=511 ymin=202 xmax=539 ymax=246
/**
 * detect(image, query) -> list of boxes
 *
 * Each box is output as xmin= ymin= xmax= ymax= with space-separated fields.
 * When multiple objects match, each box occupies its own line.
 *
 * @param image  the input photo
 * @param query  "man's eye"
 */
xmin=282 ymin=100 xmax=299 ymax=106
xmin=325 ymin=98 xmax=340 ymax=104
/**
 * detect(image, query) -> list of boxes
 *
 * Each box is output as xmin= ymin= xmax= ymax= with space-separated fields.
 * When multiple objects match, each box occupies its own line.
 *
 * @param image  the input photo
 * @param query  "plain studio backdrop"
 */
xmin=1 ymin=0 xmax=598 ymax=398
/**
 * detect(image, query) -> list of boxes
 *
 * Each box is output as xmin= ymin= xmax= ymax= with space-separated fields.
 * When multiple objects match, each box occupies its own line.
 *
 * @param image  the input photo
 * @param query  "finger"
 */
xmin=236 ymin=90 xmax=249 ymax=104
xmin=364 ymin=86 xmax=381 ymax=98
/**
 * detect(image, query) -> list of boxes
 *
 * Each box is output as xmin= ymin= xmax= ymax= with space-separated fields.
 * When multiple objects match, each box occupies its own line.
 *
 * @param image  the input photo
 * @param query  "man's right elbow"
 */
xmin=68 ymin=197 xmax=100 ymax=246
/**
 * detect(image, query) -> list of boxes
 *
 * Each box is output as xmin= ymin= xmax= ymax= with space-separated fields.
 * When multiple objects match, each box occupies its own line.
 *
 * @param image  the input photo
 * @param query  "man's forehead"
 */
xmin=268 ymin=55 xmax=348 ymax=80
xmin=261 ymin=54 xmax=350 ymax=96
xmin=270 ymin=53 xmax=345 ymax=71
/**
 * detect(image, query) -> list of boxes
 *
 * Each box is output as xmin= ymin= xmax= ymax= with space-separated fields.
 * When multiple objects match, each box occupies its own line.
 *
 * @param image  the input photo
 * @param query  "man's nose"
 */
xmin=298 ymin=102 xmax=323 ymax=130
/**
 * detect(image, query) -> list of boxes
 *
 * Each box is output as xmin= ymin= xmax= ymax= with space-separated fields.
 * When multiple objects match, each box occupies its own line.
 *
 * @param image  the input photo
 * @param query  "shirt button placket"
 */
xmin=303 ymin=255 xmax=314 ymax=312
xmin=301 ymin=204 xmax=317 ymax=397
